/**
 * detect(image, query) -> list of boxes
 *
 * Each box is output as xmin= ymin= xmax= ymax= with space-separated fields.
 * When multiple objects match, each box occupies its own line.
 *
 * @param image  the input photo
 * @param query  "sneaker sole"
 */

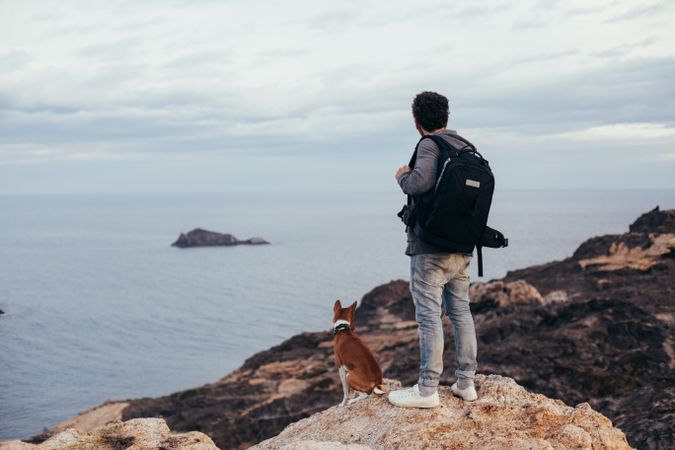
xmin=388 ymin=397 xmax=440 ymax=408
xmin=451 ymin=387 xmax=477 ymax=402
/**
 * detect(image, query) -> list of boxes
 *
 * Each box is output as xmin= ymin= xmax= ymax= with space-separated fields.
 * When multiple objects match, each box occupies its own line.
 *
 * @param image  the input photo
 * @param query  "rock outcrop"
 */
xmin=469 ymin=279 xmax=544 ymax=311
xmin=171 ymin=228 xmax=269 ymax=248
xmin=498 ymin=207 xmax=675 ymax=449
xmin=0 ymin=418 xmax=217 ymax=450
xmin=16 ymin=207 xmax=674 ymax=450
xmin=251 ymin=375 xmax=631 ymax=450
xmin=26 ymin=400 xmax=130 ymax=440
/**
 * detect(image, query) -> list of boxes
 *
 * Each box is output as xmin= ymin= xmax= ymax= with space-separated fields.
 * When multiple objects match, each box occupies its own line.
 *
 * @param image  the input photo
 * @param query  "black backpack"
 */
xmin=397 ymin=133 xmax=508 ymax=277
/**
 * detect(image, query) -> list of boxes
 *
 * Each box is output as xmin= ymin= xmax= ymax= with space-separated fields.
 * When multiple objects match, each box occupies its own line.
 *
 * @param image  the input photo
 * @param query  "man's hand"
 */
xmin=395 ymin=165 xmax=411 ymax=181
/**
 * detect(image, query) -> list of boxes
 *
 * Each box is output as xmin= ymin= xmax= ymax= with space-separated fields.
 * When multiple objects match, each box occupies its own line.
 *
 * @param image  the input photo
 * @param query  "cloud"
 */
xmin=0 ymin=47 xmax=33 ymax=69
xmin=590 ymin=36 xmax=659 ymax=59
xmin=605 ymin=0 xmax=673 ymax=23
xmin=304 ymin=9 xmax=360 ymax=31
xmin=77 ymin=37 xmax=139 ymax=60
xmin=509 ymin=49 xmax=580 ymax=66
xmin=1 ymin=0 xmax=675 ymax=192
xmin=458 ymin=56 xmax=675 ymax=132
xmin=552 ymin=123 xmax=675 ymax=141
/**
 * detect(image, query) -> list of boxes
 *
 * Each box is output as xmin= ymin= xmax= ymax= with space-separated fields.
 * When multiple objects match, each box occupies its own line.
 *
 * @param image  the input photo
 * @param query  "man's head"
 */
xmin=412 ymin=91 xmax=449 ymax=134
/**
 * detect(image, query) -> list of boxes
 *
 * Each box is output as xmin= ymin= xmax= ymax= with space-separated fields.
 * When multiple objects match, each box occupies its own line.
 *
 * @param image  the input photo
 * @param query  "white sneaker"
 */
xmin=451 ymin=382 xmax=478 ymax=401
xmin=388 ymin=384 xmax=440 ymax=408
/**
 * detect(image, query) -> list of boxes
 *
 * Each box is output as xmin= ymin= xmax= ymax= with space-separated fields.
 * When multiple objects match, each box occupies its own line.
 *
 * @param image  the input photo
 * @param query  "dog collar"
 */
xmin=333 ymin=320 xmax=351 ymax=334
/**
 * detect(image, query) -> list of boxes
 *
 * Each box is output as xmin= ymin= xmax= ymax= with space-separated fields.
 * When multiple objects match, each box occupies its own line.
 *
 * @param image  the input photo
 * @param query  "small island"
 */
xmin=171 ymin=228 xmax=269 ymax=248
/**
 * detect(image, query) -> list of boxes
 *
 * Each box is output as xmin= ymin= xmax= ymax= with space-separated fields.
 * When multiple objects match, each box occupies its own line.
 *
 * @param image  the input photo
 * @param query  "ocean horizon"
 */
xmin=1 ymin=188 xmax=674 ymax=440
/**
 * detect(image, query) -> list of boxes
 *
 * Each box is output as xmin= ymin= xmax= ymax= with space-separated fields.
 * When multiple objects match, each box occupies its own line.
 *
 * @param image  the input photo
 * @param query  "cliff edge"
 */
xmin=252 ymin=374 xmax=631 ymax=450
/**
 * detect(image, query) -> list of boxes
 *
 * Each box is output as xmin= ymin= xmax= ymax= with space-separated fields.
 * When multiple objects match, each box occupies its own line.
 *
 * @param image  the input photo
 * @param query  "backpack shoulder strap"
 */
xmin=423 ymin=135 xmax=461 ymax=179
xmin=425 ymin=134 xmax=460 ymax=154
xmin=404 ymin=135 xmax=447 ymax=206
xmin=428 ymin=133 xmax=491 ymax=167
xmin=403 ymin=137 xmax=426 ymax=207
xmin=408 ymin=135 xmax=429 ymax=169
xmin=447 ymin=132 xmax=477 ymax=151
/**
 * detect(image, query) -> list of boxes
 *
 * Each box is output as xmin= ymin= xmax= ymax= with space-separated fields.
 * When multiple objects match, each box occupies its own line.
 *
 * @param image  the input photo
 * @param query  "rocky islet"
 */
xmin=171 ymin=228 xmax=269 ymax=248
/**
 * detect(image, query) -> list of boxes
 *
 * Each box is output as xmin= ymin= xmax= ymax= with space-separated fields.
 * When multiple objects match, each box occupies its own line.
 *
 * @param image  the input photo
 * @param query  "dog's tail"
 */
xmin=372 ymin=384 xmax=387 ymax=395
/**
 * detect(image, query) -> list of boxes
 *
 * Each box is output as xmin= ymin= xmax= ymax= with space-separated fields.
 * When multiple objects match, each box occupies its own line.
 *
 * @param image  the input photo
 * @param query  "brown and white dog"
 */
xmin=332 ymin=299 xmax=386 ymax=406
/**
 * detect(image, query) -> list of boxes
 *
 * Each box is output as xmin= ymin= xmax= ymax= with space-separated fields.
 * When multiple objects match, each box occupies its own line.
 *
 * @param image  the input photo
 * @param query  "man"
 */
xmin=388 ymin=91 xmax=478 ymax=408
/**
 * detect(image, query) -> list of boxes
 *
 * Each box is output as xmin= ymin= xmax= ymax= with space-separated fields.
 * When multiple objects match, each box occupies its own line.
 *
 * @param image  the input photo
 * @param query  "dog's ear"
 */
xmin=334 ymin=299 xmax=342 ymax=312
xmin=348 ymin=301 xmax=357 ymax=329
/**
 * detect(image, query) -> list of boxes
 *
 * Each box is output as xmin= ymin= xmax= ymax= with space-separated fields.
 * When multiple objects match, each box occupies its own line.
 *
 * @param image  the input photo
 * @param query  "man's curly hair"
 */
xmin=412 ymin=91 xmax=449 ymax=132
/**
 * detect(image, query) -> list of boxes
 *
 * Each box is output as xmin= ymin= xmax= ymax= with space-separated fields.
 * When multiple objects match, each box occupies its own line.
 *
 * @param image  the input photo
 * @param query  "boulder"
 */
xmin=251 ymin=375 xmax=632 ymax=450
xmin=0 ymin=417 xmax=217 ymax=450
xmin=469 ymin=280 xmax=544 ymax=311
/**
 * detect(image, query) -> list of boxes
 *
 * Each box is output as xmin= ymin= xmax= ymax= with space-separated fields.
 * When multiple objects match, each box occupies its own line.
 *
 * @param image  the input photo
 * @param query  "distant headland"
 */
xmin=171 ymin=228 xmax=269 ymax=248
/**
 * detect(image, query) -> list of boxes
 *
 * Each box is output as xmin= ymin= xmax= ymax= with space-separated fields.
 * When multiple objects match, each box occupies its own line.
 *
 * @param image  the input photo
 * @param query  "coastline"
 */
xmin=4 ymin=206 xmax=674 ymax=449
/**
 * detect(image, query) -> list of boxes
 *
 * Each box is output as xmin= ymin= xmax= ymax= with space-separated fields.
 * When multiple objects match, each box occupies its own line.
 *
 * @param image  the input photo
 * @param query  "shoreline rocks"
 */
xmin=0 ymin=418 xmax=217 ymax=450
xmin=171 ymin=228 xmax=269 ymax=248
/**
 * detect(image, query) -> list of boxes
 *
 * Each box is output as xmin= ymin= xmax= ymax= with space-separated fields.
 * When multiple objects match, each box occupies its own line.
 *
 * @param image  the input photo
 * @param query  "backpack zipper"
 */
xmin=434 ymin=157 xmax=452 ymax=193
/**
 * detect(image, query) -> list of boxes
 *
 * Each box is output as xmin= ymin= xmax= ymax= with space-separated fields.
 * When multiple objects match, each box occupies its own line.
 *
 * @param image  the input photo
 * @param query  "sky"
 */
xmin=0 ymin=0 xmax=674 ymax=194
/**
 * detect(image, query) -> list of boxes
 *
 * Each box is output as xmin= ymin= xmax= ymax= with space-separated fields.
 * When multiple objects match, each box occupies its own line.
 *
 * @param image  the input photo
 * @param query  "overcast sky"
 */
xmin=1 ymin=0 xmax=674 ymax=194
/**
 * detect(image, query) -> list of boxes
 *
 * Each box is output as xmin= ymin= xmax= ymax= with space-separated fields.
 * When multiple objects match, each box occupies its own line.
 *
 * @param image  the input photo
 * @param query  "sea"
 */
xmin=1 ymin=189 xmax=674 ymax=440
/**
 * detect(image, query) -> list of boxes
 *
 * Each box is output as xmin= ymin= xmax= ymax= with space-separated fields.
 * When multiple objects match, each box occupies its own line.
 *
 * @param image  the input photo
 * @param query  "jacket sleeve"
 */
xmin=397 ymin=139 xmax=440 ymax=196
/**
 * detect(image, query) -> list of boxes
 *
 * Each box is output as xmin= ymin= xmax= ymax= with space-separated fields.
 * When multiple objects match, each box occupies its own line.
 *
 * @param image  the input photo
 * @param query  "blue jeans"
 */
xmin=410 ymin=253 xmax=477 ymax=391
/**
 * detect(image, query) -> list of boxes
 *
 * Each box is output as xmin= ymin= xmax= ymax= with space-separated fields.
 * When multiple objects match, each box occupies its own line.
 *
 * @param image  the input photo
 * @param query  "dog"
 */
xmin=332 ymin=299 xmax=386 ymax=406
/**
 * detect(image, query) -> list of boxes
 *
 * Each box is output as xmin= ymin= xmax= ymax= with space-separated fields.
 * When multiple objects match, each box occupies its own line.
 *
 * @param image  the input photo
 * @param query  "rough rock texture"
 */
xmin=48 ymin=401 xmax=130 ymax=435
xmin=23 ymin=207 xmax=674 ymax=450
xmin=0 ymin=418 xmax=217 ymax=449
xmin=578 ymin=233 xmax=675 ymax=271
xmin=469 ymin=279 xmax=544 ymax=311
xmin=171 ymin=228 xmax=269 ymax=248
xmin=629 ymin=206 xmax=675 ymax=234
xmin=274 ymin=441 xmax=373 ymax=450
xmin=251 ymin=375 xmax=631 ymax=450
xmin=500 ymin=207 xmax=675 ymax=449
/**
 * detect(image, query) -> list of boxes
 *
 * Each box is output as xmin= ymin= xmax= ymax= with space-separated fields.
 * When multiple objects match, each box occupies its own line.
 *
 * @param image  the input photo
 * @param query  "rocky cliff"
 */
xmin=15 ymin=207 xmax=675 ymax=449
xmin=251 ymin=374 xmax=631 ymax=450
xmin=498 ymin=206 xmax=675 ymax=449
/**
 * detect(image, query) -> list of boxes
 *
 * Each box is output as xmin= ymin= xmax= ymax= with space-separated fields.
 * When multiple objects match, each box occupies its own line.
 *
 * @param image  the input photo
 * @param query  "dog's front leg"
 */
xmin=338 ymin=366 xmax=350 ymax=407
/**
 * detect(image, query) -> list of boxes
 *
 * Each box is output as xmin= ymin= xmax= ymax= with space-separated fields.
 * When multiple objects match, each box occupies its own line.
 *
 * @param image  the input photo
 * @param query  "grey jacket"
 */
xmin=397 ymin=128 xmax=472 ymax=256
